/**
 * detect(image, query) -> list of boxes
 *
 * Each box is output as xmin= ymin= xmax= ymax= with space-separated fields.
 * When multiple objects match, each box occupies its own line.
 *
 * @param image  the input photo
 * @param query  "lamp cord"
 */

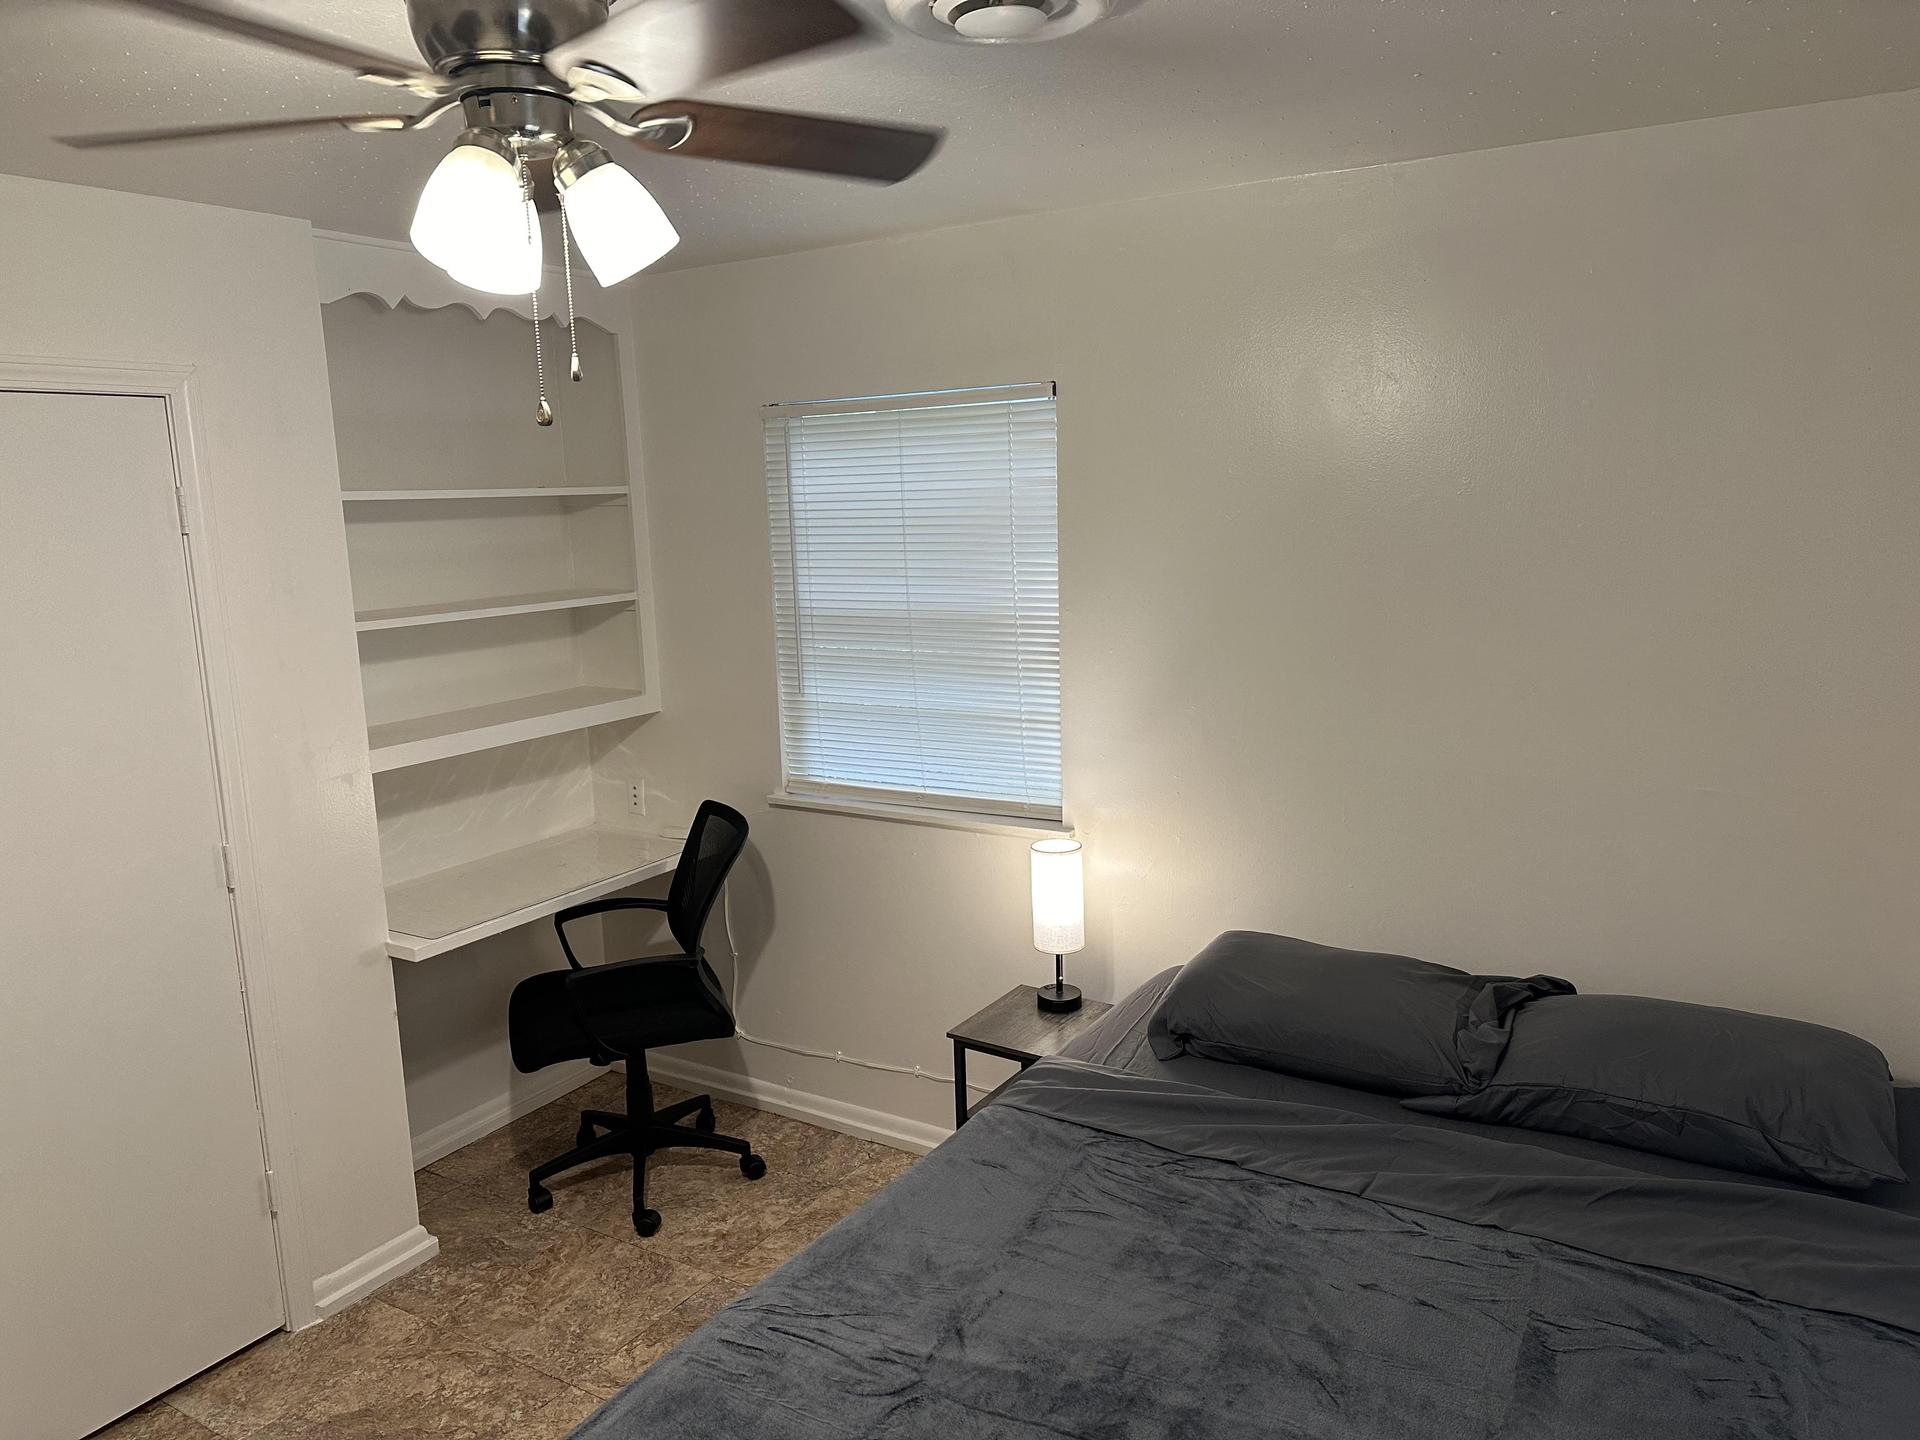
xmin=718 ymin=886 xmax=991 ymax=1096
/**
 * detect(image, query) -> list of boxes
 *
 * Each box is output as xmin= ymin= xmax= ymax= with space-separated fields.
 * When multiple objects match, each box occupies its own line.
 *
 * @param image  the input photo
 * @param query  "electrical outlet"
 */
xmin=627 ymin=780 xmax=646 ymax=816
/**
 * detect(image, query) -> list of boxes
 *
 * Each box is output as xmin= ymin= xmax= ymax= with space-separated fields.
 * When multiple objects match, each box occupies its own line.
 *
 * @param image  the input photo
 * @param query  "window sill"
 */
xmin=767 ymin=791 xmax=1070 ymax=840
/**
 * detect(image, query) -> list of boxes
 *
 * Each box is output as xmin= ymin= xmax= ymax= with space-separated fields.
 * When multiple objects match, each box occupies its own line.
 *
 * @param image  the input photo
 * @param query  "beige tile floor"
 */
xmin=98 ymin=1072 xmax=918 ymax=1440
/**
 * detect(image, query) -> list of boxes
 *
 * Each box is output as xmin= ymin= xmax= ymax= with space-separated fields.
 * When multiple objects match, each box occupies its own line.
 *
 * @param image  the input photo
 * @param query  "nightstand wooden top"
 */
xmin=947 ymin=984 xmax=1114 ymax=1065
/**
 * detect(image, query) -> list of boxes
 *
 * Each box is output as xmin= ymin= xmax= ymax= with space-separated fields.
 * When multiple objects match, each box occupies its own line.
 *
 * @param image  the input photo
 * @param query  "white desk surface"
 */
xmin=385 ymin=825 xmax=682 ymax=962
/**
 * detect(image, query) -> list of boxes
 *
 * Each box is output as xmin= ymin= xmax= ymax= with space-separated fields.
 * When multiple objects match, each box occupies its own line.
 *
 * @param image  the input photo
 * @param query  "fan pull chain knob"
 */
xmin=532 ymin=301 xmax=554 ymax=427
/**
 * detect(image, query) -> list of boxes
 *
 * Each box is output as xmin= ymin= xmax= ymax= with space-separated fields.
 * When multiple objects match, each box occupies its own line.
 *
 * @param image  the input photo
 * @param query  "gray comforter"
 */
xmin=576 ymin=1061 xmax=1920 ymax=1439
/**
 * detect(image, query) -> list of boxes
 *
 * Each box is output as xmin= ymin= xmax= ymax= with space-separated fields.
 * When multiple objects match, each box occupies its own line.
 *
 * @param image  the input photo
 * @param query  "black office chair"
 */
xmin=508 ymin=799 xmax=764 ymax=1237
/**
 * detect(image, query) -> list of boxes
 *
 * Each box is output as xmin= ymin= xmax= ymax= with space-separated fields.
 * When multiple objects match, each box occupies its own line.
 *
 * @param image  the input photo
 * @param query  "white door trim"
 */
xmin=0 ymin=353 xmax=316 ymax=1329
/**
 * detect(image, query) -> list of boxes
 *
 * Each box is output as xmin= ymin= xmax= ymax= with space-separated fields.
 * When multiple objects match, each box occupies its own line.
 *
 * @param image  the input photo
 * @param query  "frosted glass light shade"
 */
xmin=559 ymin=157 xmax=680 ymax=286
xmin=1030 ymin=838 xmax=1084 ymax=955
xmin=410 ymin=140 xmax=542 ymax=296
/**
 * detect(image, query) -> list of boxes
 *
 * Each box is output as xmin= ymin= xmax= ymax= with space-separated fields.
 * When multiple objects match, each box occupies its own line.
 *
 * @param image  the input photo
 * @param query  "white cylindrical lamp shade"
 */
xmin=1030 ymin=838 xmax=1084 ymax=955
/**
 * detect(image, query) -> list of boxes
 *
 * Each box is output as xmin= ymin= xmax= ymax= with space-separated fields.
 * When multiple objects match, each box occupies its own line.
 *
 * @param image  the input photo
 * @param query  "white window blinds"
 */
xmin=765 ymin=382 xmax=1061 ymax=821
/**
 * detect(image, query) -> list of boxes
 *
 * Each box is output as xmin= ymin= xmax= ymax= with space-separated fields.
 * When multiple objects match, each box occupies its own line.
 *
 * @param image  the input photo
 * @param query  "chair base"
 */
xmin=525 ymin=1057 xmax=766 ymax=1236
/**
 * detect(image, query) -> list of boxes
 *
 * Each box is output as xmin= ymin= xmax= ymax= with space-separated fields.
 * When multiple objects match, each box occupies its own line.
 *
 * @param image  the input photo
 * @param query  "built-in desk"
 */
xmin=384 ymin=825 xmax=682 ymax=962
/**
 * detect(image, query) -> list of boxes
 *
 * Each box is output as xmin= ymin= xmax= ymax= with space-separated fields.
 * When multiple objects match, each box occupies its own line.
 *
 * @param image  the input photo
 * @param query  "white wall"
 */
xmin=618 ymin=86 xmax=1920 ymax=1134
xmin=0 ymin=175 xmax=424 ymax=1316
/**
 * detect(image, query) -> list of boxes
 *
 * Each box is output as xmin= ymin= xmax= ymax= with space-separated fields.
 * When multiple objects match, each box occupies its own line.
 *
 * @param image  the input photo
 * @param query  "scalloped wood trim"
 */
xmin=324 ymin=291 xmax=621 ymax=346
xmin=313 ymin=228 xmax=628 ymax=328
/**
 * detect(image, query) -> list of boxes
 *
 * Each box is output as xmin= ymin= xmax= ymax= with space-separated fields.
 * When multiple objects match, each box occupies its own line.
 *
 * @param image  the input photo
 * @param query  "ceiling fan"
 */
xmin=58 ymin=0 xmax=945 ymax=296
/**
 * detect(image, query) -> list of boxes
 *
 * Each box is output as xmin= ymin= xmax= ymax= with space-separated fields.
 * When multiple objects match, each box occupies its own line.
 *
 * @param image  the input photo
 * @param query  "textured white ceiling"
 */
xmin=4 ymin=0 xmax=1919 ymax=270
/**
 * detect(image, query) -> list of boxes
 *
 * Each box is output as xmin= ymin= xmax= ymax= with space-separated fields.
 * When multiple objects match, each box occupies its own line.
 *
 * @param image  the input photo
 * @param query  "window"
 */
xmin=764 ymin=383 xmax=1061 ymax=821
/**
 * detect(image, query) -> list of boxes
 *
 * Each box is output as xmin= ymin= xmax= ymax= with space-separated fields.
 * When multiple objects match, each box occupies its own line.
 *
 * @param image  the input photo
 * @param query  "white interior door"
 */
xmin=0 ymin=389 xmax=284 ymax=1438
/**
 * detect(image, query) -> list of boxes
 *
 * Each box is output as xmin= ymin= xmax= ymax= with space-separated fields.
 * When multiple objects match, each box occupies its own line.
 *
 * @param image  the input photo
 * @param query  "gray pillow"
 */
xmin=1147 ymin=931 xmax=1574 ymax=1097
xmin=1405 ymin=994 xmax=1906 ymax=1189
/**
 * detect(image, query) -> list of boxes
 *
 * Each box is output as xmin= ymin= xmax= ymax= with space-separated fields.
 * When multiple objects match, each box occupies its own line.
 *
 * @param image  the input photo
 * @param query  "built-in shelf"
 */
xmin=385 ymin=825 xmax=682 ymax=961
xmin=325 ymin=283 xmax=661 ymax=963
xmin=367 ymin=685 xmax=656 ymax=773
xmin=354 ymin=588 xmax=639 ymax=632
xmin=342 ymin=486 xmax=630 ymax=502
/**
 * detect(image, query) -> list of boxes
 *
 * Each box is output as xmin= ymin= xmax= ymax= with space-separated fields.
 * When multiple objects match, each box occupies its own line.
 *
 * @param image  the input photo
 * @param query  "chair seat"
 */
xmin=509 ymin=954 xmax=735 ymax=1073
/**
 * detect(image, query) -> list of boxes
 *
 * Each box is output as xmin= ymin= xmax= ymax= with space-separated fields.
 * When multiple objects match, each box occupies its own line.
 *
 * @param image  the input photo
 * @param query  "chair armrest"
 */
xmin=553 ymin=896 xmax=669 ymax=970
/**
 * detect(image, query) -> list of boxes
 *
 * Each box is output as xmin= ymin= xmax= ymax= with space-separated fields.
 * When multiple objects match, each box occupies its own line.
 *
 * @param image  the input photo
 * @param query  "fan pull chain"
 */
xmin=561 ymin=209 xmax=582 ymax=383
xmin=531 ymin=305 xmax=551 ymax=427
xmin=520 ymin=148 xmax=553 ymax=428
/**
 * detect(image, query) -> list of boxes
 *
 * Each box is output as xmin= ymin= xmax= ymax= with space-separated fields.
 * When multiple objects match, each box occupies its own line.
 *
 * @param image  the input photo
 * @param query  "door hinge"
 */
xmin=175 ymin=484 xmax=191 ymax=534
xmin=263 ymin=1168 xmax=281 ymax=1217
xmin=221 ymin=842 xmax=237 ymax=892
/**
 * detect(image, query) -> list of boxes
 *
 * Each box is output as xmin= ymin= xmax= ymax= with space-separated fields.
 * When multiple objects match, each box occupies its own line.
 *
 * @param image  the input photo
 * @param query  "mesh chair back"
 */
xmin=666 ymin=800 xmax=750 ymax=955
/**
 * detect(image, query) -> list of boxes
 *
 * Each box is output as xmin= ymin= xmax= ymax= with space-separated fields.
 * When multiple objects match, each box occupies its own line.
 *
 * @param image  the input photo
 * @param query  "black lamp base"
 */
xmin=1036 ymin=982 xmax=1083 ymax=1013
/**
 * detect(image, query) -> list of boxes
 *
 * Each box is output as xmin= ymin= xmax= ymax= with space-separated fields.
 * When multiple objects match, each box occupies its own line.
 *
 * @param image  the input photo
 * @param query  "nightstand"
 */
xmin=946 ymin=984 xmax=1114 ymax=1129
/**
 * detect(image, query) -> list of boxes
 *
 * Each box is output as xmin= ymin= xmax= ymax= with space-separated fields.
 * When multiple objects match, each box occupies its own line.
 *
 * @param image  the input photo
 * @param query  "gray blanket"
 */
xmin=576 ymin=1061 xmax=1920 ymax=1439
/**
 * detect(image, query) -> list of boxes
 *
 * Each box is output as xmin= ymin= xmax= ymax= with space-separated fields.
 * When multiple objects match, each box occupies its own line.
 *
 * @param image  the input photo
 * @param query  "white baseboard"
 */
xmin=646 ymin=1054 xmax=949 ymax=1156
xmin=409 ymin=1059 xmax=603 ymax=1169
xmin=308 ymin=1224 xmax=439 ymax=1323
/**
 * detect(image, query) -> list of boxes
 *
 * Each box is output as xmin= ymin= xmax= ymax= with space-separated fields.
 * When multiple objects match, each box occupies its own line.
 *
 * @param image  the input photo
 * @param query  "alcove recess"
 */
xmin=320 ymin=244 xmax=667 ymax=964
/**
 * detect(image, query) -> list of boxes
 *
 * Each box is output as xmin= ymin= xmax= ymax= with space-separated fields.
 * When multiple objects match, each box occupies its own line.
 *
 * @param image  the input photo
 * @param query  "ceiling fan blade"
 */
xmin=621 ymin=100 xmax=942 ymax=184
xmin=57 ymin=114 xmax=416 ymax=149
xmin=88 ymin=0 xmax=443 ymax=93
xmin=549 ymin=0 xmax=867 ymax=101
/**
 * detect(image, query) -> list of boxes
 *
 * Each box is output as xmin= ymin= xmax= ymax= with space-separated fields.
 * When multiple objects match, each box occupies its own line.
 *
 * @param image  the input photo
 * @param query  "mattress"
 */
xmin=573 ymin=973 xmax=1920 ymax=1438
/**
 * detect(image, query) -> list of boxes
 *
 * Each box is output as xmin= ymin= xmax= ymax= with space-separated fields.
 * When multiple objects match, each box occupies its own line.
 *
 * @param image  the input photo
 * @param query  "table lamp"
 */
xmin=1030 ymin=838 xmax=1084 ymax=1012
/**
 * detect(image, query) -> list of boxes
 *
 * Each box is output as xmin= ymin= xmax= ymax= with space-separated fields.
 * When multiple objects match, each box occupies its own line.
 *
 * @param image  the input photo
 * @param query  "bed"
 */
xmin=574 ymin=967 xmax=1920 ymax=1438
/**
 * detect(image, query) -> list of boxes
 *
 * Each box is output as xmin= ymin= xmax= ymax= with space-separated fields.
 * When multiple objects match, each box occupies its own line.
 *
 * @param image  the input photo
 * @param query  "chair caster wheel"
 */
xmin=528 ymin=1185 xmax=553 ymax=1215
xmin=634 ymin=1208 xmax=662 ymax=1237
xmin=695 ymin=1106 xmax=717 ymax=1134
xmin=740 ymin=1153 xmax=767 ymax=1181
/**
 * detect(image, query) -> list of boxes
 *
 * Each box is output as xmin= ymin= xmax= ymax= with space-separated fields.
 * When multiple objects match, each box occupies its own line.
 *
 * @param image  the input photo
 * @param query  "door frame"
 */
xmin=0 ymin=354 xmax=315 ymax=1330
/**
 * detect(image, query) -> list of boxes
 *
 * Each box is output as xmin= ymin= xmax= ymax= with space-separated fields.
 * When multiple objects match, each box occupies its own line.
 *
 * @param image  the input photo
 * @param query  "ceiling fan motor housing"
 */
xmin=406 ymin=0 xmax=609 ymax=72
xmin=403 ymin=1 xmax=618 ymax=156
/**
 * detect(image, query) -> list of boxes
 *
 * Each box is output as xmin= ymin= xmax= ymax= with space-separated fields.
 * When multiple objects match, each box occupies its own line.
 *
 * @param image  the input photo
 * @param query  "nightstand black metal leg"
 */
xmin=947 ymin=985 xmax=1113 ymax=1133
xmin=953 ymin=1039 xmax=968 ymax=1129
